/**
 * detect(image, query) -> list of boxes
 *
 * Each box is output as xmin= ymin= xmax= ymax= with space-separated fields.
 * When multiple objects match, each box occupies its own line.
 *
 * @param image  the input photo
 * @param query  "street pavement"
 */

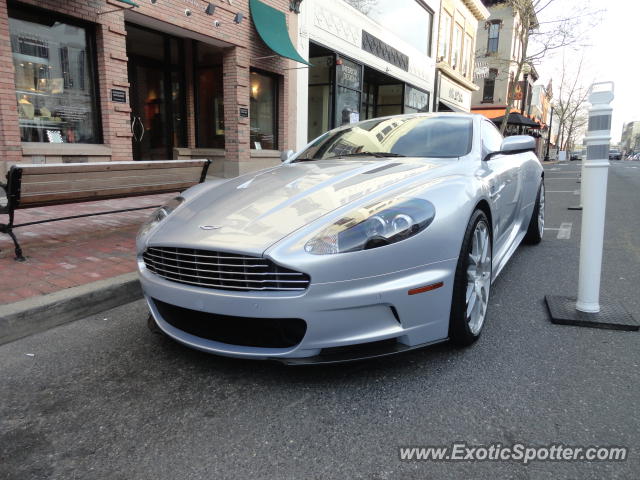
xmin=1 ymin=161 xmax=639 ymax=479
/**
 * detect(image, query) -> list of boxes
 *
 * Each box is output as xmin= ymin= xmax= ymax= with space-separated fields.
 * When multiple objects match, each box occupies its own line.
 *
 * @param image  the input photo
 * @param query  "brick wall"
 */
xmin=0 ymin=0 xmax=297 ymax=176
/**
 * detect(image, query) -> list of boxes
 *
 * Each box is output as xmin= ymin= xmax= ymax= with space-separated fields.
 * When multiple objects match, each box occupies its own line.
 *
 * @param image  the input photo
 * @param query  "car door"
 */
xmin=480 ymin=120 xmax=520 ymax=249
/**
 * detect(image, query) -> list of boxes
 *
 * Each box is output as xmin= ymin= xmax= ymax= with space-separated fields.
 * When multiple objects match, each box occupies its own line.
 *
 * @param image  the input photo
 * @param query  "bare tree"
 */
xmin=494 ymin=0 xmax=602 ymax=135
xmin=343 ymin=0 xmax=378 ymax=15
xmin=552 ymin=54 xmax=592 ymax=153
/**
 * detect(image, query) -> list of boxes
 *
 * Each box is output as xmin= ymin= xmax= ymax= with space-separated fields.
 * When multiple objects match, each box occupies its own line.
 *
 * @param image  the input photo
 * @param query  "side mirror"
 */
xmin=484 ymin=135 xmax=536 ymax=161
xmin=501 ymin=135 xmax=536 ymax=154
xmin=280 ymin=149 xmax=294 ymax=162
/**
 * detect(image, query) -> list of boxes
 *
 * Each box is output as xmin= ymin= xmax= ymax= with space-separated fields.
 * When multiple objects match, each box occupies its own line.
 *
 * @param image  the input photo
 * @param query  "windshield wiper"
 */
xmin=333 ymin=151 xmax=406 ymax=158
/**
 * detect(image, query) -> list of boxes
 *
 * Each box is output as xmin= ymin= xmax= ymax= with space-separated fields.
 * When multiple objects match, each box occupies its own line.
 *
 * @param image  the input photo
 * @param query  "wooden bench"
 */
xmin=0 ymin=159 xmax=210 ymax=261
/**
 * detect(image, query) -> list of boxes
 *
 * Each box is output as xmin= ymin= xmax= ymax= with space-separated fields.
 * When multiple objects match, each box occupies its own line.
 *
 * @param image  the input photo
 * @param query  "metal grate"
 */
xmin=142 ymin=247 xmax=310 ymax=291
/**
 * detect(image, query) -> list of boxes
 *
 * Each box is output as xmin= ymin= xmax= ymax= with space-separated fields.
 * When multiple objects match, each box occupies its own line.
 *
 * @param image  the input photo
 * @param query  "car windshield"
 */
xmin=295 ymin=116 xmax=473 ymax=161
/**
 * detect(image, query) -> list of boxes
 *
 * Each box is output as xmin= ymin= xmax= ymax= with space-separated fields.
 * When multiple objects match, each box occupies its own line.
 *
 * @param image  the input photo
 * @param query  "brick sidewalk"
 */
xmin=0 ymin=193 xmax=175 ymax=305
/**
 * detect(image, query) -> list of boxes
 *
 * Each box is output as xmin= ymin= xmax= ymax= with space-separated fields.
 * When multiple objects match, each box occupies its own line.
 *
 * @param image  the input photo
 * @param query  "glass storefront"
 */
xmin=307 ymin=43 xmax=431 ymax=141
xmin=308 ymin=55 xmax=334 ymax=141
xmin=195 ymin=42 xmax=224 ymax=148
xmin=9 ymin=6 xmax=100 ymax=144
xmin=126 ymin=24 xmax=186 ymax=160
xmin=250 ymin=70 xmax=278 ymax=150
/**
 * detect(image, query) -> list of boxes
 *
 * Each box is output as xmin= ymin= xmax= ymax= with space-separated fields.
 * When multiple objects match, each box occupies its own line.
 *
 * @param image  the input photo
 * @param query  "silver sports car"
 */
xmin=137 ymin=113 xmax=544 ymax=364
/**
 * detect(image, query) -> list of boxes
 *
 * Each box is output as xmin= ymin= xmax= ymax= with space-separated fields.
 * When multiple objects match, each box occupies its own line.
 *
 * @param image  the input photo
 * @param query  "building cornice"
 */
xmin=463 ymin=0 xmax=491 ymax=21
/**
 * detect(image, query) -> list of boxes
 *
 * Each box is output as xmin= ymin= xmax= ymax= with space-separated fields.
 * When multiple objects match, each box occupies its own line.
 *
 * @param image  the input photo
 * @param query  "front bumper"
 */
xmin=139 ymin=257 xmax=456 ymax=362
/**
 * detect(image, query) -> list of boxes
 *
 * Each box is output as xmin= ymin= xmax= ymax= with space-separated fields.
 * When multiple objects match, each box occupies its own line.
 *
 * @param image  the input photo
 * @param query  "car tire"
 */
xmin=523 ymin=180 xmax=544 ymax=245
xmin=449 ymin=209 xmax=492 ymax=346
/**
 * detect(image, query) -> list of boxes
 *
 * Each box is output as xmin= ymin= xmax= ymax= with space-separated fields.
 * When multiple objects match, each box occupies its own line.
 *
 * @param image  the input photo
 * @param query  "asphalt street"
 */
xmin=1 ymin=161 xmax=639 ymax=479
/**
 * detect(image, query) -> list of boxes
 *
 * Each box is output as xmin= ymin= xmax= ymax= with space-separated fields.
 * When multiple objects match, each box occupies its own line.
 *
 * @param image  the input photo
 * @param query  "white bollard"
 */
xmin=575 ymin=82 xmax=614 ymax=313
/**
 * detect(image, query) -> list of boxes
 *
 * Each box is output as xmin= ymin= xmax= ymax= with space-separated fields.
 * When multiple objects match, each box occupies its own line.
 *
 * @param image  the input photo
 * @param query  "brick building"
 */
xmin=0 ymin=0 xmax=306 ymax=177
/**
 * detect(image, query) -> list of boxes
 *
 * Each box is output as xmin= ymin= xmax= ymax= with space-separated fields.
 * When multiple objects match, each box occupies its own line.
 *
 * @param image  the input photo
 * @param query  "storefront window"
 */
xmin=404 ymin=86 xmax=430 ymax=113
xmin=195 ymin=43 xmax=224 ymax=148
xmin=9 ymin=7 xmax=99 ymax=144
xmin=336 ymin=58 xmax=362 ymax=126
xmin=376 ymin=84 xmax=403 ymax=117
xmin=308 ymin=55 xmax=334 ymax=142
xmin=250 ymin=70 xmax=278 ymax=150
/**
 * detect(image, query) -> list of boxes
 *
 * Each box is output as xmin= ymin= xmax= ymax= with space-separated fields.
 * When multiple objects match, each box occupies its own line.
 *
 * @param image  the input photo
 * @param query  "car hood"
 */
xmin=147 ymin=158 xmax=456 ymax=255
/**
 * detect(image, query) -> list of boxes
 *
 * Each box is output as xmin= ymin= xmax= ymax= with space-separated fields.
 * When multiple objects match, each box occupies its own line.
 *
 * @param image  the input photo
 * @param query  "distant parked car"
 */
xmin=609 ymin=150 xmax=622 ymax=160
xmin=570 ymin=152 xmax=581 ymax=161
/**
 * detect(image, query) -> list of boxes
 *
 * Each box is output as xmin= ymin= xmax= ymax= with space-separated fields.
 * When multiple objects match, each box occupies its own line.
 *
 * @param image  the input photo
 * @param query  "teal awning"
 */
xmin=115 ymin=0 xmax=139 ymax=7
xmin=249 ymin=0 xmax=310 ymax=66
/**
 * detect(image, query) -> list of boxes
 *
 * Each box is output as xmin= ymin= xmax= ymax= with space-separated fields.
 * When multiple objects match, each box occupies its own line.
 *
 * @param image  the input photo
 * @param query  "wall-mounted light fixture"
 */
xmin=290 ymin=0 xmax=303 ymax=14
xmin=234 ymin=12 xmax=244 ymax=24
xmin=205 ymin=3 xmax=215 ymax=15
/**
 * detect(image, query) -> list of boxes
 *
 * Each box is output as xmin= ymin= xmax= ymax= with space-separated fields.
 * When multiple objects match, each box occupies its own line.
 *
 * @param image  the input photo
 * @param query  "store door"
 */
xmin=129 ymin=61 xmax=168 ymax=160
xmin=126 ymin=24 xmax=185 ymax=160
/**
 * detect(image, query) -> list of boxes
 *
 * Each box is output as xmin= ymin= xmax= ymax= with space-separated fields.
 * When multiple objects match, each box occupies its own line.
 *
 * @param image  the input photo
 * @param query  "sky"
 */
xmin=533 ymin=0 xmax=639 ymax=143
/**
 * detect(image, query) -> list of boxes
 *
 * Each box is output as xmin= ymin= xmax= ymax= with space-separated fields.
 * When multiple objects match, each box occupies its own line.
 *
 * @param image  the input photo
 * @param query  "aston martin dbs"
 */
xmin=136 ymin=113 xmax=544 ymax=364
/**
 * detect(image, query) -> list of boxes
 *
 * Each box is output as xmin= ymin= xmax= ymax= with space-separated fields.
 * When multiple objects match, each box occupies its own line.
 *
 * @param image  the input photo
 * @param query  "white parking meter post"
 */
xmin=575 ymin=83 xmax=614 ymax=312
xmin=545 ymin=81 xmax=637 ymax=331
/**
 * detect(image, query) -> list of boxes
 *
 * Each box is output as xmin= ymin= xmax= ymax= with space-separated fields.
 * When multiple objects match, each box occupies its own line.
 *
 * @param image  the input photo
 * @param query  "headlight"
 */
xmin=304 ymin=197 xmax=435 ymax=254
xmin=138 ymin=196 xmax=184 ymax=238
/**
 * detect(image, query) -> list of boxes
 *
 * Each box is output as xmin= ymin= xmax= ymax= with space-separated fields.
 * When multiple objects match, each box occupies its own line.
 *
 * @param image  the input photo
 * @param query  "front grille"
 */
xmin=142 ymin=246 xmax=310 ymax=291
xmin=153 ymin=299 xmax=307 ymax=348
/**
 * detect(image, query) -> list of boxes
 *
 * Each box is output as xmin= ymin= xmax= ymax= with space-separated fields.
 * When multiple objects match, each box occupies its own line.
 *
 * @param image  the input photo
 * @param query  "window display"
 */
xmin=9 ymin=7 xmax=100 ymax=144
xmin=250 ymin=70 xmax=278 ymax=150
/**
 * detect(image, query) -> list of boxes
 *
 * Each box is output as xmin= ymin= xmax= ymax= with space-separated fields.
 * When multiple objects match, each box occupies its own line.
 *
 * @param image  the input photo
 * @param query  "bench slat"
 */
xmin=17 ymin=183 xmax=197 ymax=207
xmin=14 ymin=159 xmax=208 ymax=175
xmin=20 ymin=178 xmax=199 ymax=196
xmin=20 ymin=168 xmax=203 ymax=194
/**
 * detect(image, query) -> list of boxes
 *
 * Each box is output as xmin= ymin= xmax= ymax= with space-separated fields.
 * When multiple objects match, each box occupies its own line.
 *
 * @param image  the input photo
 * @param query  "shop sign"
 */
xmin=439 ymin=75 xmax=471 ymax=110
xmin=337 ymin=58 xmax=362 ymax=90
xmin=111 ymin=89 xmax=127 ymax=103
xmin=239 ymin=107 xmax=249 ymax=118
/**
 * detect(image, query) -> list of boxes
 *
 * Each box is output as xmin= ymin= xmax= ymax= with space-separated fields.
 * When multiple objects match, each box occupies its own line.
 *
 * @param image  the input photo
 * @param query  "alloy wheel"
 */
xmin=466 ymin=221 xmax=491 ymax=335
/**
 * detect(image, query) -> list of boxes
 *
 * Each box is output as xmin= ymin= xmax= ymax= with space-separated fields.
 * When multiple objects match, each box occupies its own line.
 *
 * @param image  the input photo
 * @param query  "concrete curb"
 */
xmin=0 ymin=272 xmax=142 ymax=345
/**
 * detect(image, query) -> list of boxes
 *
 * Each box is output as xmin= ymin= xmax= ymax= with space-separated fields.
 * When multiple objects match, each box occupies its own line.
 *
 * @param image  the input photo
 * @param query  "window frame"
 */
xmin=482 ymin=68 xmax=498 ymax=103
xmin=8 ymin=1 xmax=103 ymax=144
xmin=452 ymin=23 xmax=463 ymax=70
xmin=439 ymin=12 xmax=452 ymax=62
xmin=249 ymin=67 xmax=279 ymax=151
xmin=486 ymin=20 xmax=501 ymax=54
xmin=463 ymin=33 xmax=473 ymax=78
